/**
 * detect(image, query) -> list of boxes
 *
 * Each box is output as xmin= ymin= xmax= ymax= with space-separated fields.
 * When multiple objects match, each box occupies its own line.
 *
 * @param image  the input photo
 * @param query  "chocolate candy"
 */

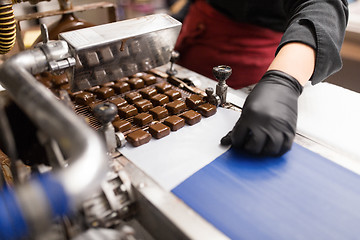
xmin=128 ymin=77 xmax=145 ymax=89
xmin=113 ymin=119 xmax=131 ymax=132
xmin=139 ymin=87 xmax=157 ymax=99
xmin=165 ymin=89 xmax=182 ymax=101
xmin=134 ymin=99 xmax=153 ymax=112
xmin=181 ymin=110 xmax=201 ymax=125
xmin=149 ymin=106 xmax=169 ymax=120
xmin=125 ymin=92 xmax=142 ymax=104
xmin=118 ymin=105 xmax=138 ymax=118
xmin=151 ymin=94 xmax=169 ymax=106
xmin=141 ymin=74 xmax=157 ymax=85
xmin=85 ymin=51 xmax=100 ymax=67
xmin=155 ymin=82 xmax=173 ymax=93
xmin=109 ymin=97 xmax=127 ymax=108
xmin=132 ymin=72 xmax=145 ymax=78
xmin=75 ymin=78 xmax=91 ymax=90
xmin=116 ymin=77 xmax=130 ymax=82
xmin=149 ymin=123 xmax=170 ymax=139
xmin=85 ymin=86 xmax=100 ymax=93
xmin=102 ymin=81 xmax=115 ymax=87
xmin=164 ymin=116 xmax=185 ymax=131
xmin=74 ymin=92 xmax=95 ymax=105
xmin=185 ymin=94 xmax=204 ymax=109
xmin=94 ymin=70 xmax=106 ymax=83
xmin=166 ymin=99 xmax=186 ymax=115
xmin=88 ymin=101 xmax=101 ymax=111
xmin=133 ymin=113 xmax=153 ymax=126
xmin=99 ymin=47 xmax=114 ymax=62
xmin=68 ymin=90 xmax=82 ymax=101
xmin=94 ymin=87 xmax=115 ymax=99
xmin=127 ymin=129 xmax=151 ymax=147
xmin=51 ymin=75 xmax=68 ymax=87
xmin=197 ymin=103 xmax=217 ymax=117
xmin=112 ymin=81 xmax=130 ymax=94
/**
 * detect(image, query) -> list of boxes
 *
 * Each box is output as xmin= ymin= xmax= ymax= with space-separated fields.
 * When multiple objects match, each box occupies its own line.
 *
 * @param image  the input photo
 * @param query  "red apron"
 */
xmin=175 ymin=0 xmax=283 ymax=89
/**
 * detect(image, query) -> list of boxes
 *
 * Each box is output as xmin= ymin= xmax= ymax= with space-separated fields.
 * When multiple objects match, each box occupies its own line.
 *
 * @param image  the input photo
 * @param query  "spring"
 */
xmin=0 ymin=4 xmax=16 ymax=54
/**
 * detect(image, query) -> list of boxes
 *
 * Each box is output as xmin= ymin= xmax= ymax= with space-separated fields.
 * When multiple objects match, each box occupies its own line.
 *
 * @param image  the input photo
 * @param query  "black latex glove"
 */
xmin=221 ymin=70 xmax=303 ymax=156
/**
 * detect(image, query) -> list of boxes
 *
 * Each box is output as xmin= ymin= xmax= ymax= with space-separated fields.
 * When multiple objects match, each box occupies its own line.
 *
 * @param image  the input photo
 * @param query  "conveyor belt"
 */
xmin=173 ymin=143 xmax=360 ymax=239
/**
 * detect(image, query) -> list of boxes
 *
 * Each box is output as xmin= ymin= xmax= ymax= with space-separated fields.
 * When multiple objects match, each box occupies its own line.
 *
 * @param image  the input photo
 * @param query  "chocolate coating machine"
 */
xmin=1 ymin=11 xmax=360 ymax=240
xmin=0 ymin=13 xmax=229 ymax=240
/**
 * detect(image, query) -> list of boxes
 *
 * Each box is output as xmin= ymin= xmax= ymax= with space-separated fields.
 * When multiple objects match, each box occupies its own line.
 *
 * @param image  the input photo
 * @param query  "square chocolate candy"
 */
xmin=74 ymin=92 xmax=95 ymax=105
xmin=51 ymin=75 xmax=68 ymax=87
xmin=112 ymin=82 xmax=130 ymax=94
xmin=149 ymin=123 xmax=170 ymax=139
xmin=197 ymin=103 xmax=217 ymax=117
xmin=99 ymin=47 xmax=114 ymax=62
xmin=85 ymin=51 xmax=100 ymax=67
xmin=115 ymin=77 xmax=129 ymax=82
xmin=185 ymin=94 xmax=204 ymax=109
xmin=166 ymin=99 xmax=186 ymax=115
xmin=155 ymin=82 xmax=173 ymax=93
xmin=102 ymin=81 xmax=115 ymax=87
xmin=164 ymin=116 xmax=185 ymax=131
xmin=68 ymin=90 xmax=82 ymax=101
xmin=133 ymin=113 xmax=153 ymax=126
xmin=127 ymin=129 xmax=151 ymax=147
xmin=141 ymin=74 xmax=157 ymax=85
xmin=134 ymin=99 xmax=153 ymax=112
xmin=164 ymin=89 xmax=182 ymax=101
xmin=150 ymin=94 xmax=169 ymax=106
xmin=139 ymin=87 xmax=157 ymax=99
xmin=127 ymin=77 xmax=145 ymax=89
xmin=109 ymin=97 xmax=127 ymax=108
xmin=180 ymin=110 xmax=201 ymax=125
xmin=88 ymin=101 xmax=101 ymax=111
xmin=85 ymin=86 xmax=100 ymax=93
xmin=132 ymin=72 xmax=146 ymax=78
xmin=94 ymin=87 xmax=115 ymax=99
xmin=118 ymin=105 xmax=138 ymax=118
xmin=125 ymin=92 xmax=142 ymax=104
xmin=113 ymin=119 xmax=131 ymax=132
xmin=149 ymin=106 xmax=169 ymax=120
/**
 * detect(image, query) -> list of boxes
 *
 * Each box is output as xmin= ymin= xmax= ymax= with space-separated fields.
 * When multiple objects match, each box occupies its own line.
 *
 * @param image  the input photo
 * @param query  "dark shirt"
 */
xmin=206 ymin=0 xmax=349 ymax=84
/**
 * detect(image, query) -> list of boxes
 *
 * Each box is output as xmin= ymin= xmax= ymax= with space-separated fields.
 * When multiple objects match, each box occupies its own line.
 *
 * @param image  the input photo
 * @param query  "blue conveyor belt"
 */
xmin=172 ymin=143 xmax=360 ymax=239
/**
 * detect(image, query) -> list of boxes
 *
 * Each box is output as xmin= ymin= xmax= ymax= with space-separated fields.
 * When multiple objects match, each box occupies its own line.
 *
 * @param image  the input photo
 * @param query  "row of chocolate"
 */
xmin=71 ymin=37 xmax=169 ymax=90
xmin=38 ymin=70 xmax=217 ymax=147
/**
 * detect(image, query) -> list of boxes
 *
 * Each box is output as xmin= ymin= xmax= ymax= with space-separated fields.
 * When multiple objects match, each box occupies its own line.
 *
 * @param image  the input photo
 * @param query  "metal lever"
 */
xmin=38 ymin=23 xmax=76 ymax=74
xmin=166 ymin=50 xmax=180 ymax=76
xmin=213 ymin=65 xmax=232 ymax=106
xmin=40 ymin=23 xmax=49 ymax=44
xmin=205 ymin=87 xmax=221 ymax=107
xmin=93 ymin=102 xmax=118 ymax=153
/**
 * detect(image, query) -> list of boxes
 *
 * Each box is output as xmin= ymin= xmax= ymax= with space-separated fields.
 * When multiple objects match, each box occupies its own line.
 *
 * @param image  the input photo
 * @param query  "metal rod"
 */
xmin=0 ymin=43 xmax=108 ymax=233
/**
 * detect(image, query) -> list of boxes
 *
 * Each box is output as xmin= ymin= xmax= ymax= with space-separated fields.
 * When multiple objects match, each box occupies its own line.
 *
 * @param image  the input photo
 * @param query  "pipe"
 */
xmin=0 ymin=43 xmax=109 ymax=238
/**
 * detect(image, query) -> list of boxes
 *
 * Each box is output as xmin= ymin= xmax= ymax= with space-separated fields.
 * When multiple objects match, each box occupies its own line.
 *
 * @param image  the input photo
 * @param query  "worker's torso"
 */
xmin=207 ymin=0 xmax=287 ymax=32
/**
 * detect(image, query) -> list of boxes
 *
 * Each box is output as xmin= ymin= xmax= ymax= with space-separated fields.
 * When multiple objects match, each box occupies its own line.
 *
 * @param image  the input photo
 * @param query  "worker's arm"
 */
xmin=221 ymin=42 xmax=315 ymax=156
xmin=221 ymin=0 xmax=348 ymax=156
xmin=268 ymin=42 xmax=315 ymax=86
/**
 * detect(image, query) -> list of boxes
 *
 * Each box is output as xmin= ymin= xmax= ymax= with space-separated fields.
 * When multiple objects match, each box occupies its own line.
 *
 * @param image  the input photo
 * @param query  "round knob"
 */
xmin=93 ymin=102 xmax=117 ymax=125
xmin=170 ymin=50 xmax=180 ymax=63
xmin=205 ymin=87 xmax=214 ymax=96
xmin=212 ymin=65 xmax=232 ymax=81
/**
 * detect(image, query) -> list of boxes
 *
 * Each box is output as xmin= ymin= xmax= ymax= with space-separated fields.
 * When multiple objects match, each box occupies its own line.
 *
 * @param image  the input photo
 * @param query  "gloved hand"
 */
xmin=221 ymin=70 xmax=303 ymax=156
